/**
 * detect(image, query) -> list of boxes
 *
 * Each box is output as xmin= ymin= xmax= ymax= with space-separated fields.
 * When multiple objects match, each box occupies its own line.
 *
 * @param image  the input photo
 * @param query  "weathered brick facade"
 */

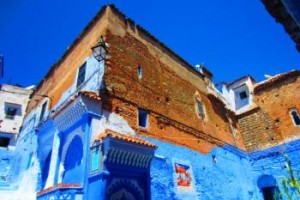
xmin=26 ymin=5 xmax=299 ymax=154
xmin=238 ymin=72 xmax=300 ymax=151
xmin=5 ymin=4 xmax=300 ymax=199
xmin=101 ymin=7 xmax=244 ymax=153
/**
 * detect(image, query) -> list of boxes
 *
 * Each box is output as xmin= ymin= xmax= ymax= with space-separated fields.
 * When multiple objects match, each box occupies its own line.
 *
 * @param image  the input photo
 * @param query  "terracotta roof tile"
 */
xmin=95 ymin=129 xmax=157 ymax=149
xmin=37 ymin=183 xmax=82 ymax=196
xmin=254 ymin=70 xmax=300 ymax=94
xmin=78 ymin=91 xmax=101 ymax=101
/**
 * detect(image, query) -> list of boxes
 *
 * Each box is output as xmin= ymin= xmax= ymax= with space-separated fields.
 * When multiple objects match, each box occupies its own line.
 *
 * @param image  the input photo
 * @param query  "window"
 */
xmin=0 ymin=137 xmax=10 ymax=148
xmin=196 ymin=101 xmax=205 ymax=118
xmin=26 ymin=153 xmax=33 ymax=169
xmin=290 ymin=109 xmax=300 ymax=126
xmin=5 ymin=107 xmax=17 ymax=120
xmin=39 ymin=101 xmax=47 ymax=123
xmin=4 ymin=103 xmax=21 ymax=120
xmin=138 ymin=108 xmax=148 ymax=128
xmin=138 ymin=65 xmax=142 ymax=79
xmin=239 ymin=91 xmax=248 ymax=99
xmin=234 ymin=84 xmax=250 ymax=110
xmin=76 ymin=62 xmax=87 ymax=87
xmin=90 ymin=147 xmax=101 ymax=173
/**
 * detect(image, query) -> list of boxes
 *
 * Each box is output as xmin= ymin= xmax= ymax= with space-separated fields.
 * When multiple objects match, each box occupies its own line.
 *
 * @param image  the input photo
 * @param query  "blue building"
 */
xmin=0 ymin=4 xmax=299 ymax=200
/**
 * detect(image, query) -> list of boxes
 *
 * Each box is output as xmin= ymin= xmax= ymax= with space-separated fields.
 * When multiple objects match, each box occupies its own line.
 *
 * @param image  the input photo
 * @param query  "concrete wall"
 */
xmin=222 ymin=77 xmax=256 ymax=114
xmin=0 ymin=84 xmax=32 ymax=138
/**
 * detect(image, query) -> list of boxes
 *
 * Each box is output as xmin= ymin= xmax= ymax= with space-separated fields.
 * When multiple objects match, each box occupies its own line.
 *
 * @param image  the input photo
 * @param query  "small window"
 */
xmin=0 ymin=137 xmax=10 ymax=148
xmin=196 ymin=101 xmax=205 ymax=118
xmin=26 ymin=153 xmax=33 ymax=169
xmin=5 ymin=108 xmax=17 ymax=120
xmin=4 ymin=103 xmax=21 ymax=120
xmin=39 ymin=101 xmax=47 ymax=123
xmin=239 ymin=91 xmax=248 ymax=99
xmin=138 ymin=65 xmax=142 ymax=79
xmin=76 ymin=62 xmax=87 ymax=87
xmin=290 ymin=109 xmax=300 ymax=126
xmin=90 ymin=148 xmax=101 ymax=173
xmin=138 ymin=108 xmax=148 ymax=128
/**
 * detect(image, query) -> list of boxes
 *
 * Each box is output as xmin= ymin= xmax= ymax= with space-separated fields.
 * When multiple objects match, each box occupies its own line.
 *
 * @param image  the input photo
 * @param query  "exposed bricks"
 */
xmin=238 ymin=74 xmax=300 ymax=151
xmin=254 ymin=70 xmax=300 ymax=94
xmin=238 ymin=109 xmax=282 ymax=151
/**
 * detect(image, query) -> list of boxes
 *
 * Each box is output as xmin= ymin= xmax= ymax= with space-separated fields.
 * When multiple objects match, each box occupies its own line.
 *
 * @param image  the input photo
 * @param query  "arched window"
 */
xmin=137 ymin=65 xmax=142 ymax=80
xmin=194 ymin=96 xmax=206 ymax=119
xmin=290 ymin=109 xmax=300 ymax=126
xmin=64 ymin=135 xmax=83 ymax=170
xmin=42 ymin=151 xmax=52 ymax=188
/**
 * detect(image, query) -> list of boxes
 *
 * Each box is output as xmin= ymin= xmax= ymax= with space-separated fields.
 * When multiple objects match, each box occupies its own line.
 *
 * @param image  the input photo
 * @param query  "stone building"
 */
xmin=0 ymin=4 xmax=299 ymax=200
xmin=0 ymin=84 xmax=32 ymax=191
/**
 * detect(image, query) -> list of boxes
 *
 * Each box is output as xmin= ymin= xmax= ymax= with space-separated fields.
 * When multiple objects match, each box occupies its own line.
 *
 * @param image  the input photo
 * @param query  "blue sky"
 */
xmin=0 ymin=0 xmax=299 ymax=87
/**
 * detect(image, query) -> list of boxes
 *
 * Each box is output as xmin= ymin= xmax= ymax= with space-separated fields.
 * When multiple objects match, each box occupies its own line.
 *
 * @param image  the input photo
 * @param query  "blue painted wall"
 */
xmin=250 ymin=139 xmax=300 ymax=199
xmin=0 ymin=148 xmax=15 ymax=189
xmin=146 ymin=137 xmax=261 ymax=200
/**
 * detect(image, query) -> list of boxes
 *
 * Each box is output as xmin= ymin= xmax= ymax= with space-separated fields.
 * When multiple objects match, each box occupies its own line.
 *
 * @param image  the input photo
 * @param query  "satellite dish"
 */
xmin=264 ymin=74 xmax=273 ymax=79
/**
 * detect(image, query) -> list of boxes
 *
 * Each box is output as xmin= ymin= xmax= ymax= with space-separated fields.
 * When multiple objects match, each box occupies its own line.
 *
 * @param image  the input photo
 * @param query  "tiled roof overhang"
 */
xmin=94 ymin=129 xmax=157 ymax=149
xmin=254 ymin=70 xmax=300 ymax=94
xmin=36 ymin=183 xmax=82 ymax=197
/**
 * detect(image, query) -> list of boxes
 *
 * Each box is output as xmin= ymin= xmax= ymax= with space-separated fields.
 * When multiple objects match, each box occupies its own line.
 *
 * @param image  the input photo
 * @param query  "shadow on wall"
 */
xmin=64 ymin=135 xmax=83 ymax=171
xmin=41 ymin=151 xmax=52 ymax=189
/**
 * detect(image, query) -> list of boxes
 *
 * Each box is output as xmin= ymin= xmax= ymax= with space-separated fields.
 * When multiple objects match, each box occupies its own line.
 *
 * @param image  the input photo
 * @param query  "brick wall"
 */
xmin=238 ymin=108 xmax=282 ymax=151
xmin=26 ymin=6 xmax=244 ymax=152
xmin=102 ymin=8 xmax=245 ymax=152
xmin=238 ymin=74 xmax=300 ymax=151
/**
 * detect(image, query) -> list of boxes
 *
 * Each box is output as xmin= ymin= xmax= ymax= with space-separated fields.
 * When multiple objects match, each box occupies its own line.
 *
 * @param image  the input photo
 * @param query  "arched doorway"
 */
xmin=257 ymin=175 xmax=277 ymax=200
xmin=106 ymin=178 xmax=145 ymax=200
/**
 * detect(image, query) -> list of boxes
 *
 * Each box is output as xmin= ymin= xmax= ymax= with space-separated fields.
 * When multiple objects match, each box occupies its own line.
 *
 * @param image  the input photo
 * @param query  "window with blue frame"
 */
xmin=26 ymin=153 xmax=33 ymax=169
xmin=90 ymin=146 xmax=101 ymax=173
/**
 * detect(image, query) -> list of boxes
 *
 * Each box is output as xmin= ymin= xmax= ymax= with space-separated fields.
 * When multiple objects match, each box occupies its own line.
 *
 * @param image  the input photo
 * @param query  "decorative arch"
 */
xmin=257 ymin=175 xmax=278 ymax=200
xmin=257 ymin=175 xmax=276 ymax=189
xmin=61 ymin=128 xmax=84 ymax=167
xmin=63 ymin=135 xmax=83 ymax=170
xmin=41 ymin=150 xmax=52 ymax=188
xmin=106 ymin=178 xmax=145 ymax=200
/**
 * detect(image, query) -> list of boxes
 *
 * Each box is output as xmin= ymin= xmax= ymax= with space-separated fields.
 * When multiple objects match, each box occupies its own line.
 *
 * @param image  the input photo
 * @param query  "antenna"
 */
xmin=0 ymin=55 xmax=3 ymax=79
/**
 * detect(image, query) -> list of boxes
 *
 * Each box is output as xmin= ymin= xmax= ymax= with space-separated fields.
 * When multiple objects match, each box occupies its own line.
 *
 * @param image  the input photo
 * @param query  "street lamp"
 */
xmin=91 ymin=36 xmax=107 ymax=62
